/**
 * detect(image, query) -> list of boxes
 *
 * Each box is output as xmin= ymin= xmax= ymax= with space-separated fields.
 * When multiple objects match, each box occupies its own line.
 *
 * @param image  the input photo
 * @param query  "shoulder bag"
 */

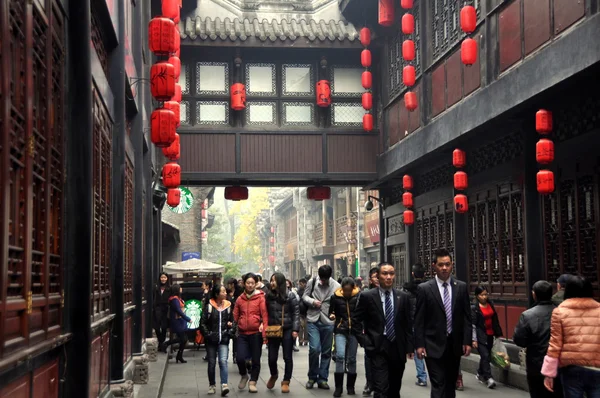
xmin=265 ymin=300 xmax=285 ymax=339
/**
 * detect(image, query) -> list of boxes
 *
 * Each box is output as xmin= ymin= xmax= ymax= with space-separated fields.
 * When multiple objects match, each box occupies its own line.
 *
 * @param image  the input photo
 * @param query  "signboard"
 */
xmin=182 ymin=252 xmax=201 ymax=261
xmin=184 ymin=299 xmax=203 ymax=330
xmin=365 ymin=211 xmax=380 ymax=244
xmin=168 ymin=187 xmax=194 ymax=214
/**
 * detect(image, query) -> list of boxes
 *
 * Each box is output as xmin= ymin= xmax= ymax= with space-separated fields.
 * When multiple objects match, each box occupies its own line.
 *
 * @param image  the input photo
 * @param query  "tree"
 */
xmin=219 ymin=261 xmax=243 ymax=283
xmin=203 ymin=205 xmax=230 ymax=262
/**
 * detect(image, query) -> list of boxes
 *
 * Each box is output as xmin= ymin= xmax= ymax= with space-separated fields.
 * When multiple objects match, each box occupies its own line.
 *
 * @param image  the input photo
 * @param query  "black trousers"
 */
xmin=365 ymin=350 xmax=373 ymax=386
xmin=425 ymin=335 xmax=461 ymax=398
xmin=236 ymin=333 xmax=263 ymax=382
xmin=268 ymin=328 xmax=294 ymax=381
xmin=528 ymin=372 xmax=564 ymax=398
xmin=166 ymin=331 xmax=188 ymax=356
xmin=370 ymin=339 xmax=406 ymax=398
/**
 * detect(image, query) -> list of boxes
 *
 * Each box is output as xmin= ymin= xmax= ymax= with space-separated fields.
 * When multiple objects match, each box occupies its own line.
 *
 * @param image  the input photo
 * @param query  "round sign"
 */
xmin=168 ymin=187 xmax=194 ymax=214
xmin=184 ymin=298 xmax=203 ymax=330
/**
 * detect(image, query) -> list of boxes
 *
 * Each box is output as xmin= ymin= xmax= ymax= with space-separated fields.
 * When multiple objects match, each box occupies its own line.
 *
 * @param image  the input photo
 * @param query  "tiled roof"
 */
xmin=180 ymin=16 xmax=361 ymax=43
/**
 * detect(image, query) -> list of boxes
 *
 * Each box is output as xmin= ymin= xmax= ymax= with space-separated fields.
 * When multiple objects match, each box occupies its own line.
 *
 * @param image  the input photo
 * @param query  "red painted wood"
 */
xmin=493 ymin=304 xmax=508 ymax=338
xmin=32 ymin=359 xmax=59 ymax=398
xmin=462 ymin=34 xmax=481 ymax=96
xmin=524 ymin=0 xmax=551 ymax=55
xmin=554 ymin=0 xmax=585 ymax=35
xmin=506 ymin=305 xmax=526 ymax=339
xmin=408 ymin=84 xmax=421 ymax=133
xmin=388 ymin=102 xmax=400 ymax=146
xmin=241 ymin=135 xmax=322 ymax=173
xmin=90 ymin=336 xmax=101 ymax=398
xmin=328 ymin=135 xmax=378 ymax=173
xmin=446 ymin=50 xmax=463 ymax=108
xmin=0 ymin=374 xmax=30 ymax=397
xmin=100 ymin=331 xmax=110 ymax=394
xmin=179 ymin=134 xmax=236 ymax=173
xmin=431 ymin=64 xmax=446 ymax=117
xmin=499 ymin=0 xmax=523 ymax=72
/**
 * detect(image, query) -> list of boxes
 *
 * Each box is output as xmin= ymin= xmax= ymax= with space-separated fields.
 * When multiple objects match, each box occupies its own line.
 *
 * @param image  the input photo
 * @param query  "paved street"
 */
xmin=160 ymin=344 xmax=529 ymax=398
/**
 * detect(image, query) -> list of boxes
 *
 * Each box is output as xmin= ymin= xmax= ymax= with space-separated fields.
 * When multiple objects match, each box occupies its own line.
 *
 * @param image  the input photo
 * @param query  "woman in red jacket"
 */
xmin=233 ymin=273 xmax=268 ymax=393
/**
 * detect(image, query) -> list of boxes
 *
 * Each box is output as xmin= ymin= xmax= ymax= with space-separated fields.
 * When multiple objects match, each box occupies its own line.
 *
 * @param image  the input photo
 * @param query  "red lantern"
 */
xmin=378 ymin=0 xmax=395 ymax=27
xmin=171 ymin=83 xmax=182 ymax=102
xmin=163 ymin=101 xmax=181 ymax=128
xmin=270 ymin=226 xmax=275 ymax=233
xmin=403 ymin=175 xmax=413 ymax=190
xmin=401 ymin=0 xmax=413 ymax=9
xmin=403 ymin=65 xmax=416 ymax=87
xmin=402 ymin=13 xmax=415 ymax=34
xmin=362 ymin=71 xmax=372 ymax=89
xmin=363 ymin=113 xmax=374 ymax=132
xmin=360 ymin=28 xmax=371 ymax=47
xmin=162 ymin=162 xmax=181 ymax=188
xmin=461 ymin=38 xmax=477 ymax=66
xmin=402 ymin=192 xmax=413 ymax=208
xmin=453 ymin=149 xmax=466 ymax=168
xmin=162 ymin=0 xmax=179 ymax=20
xmin=460 ymin=6 xmax=477 ymax=34
xmin=269 ymin=255 xmax=275 ymax=263
xmin=173 ymin=25 xmax=180 ymax=54
xmin=362 ymin=92 xmax=373 ymax=110
xmin=361 ymin=49 xmax=372 ymax=68
xmin=307 ymin=187 xmax=331 ymax=200
xmin=162 ymin=133 xmax=180 ymax=161
xmin=537 ymin=170 xmax=555 ymax=194
xmin=168 ymin=56 xmax=181 ymax=80
xmin=316 ymin=80 xmax=331 ymax=108
xmin=270 ymin=237 xmax=274 ymax=243
xmin=454 ymin=171 xmax=468 ymax=190
xmin=225 ymin=186 xmax=249 ymax=201
xmin=202 ymin=231 xmax=208 ymax=240
xmin=403 ymin=210 xmax=414 ymax=225
xmin=402 ymin=40 xmax=415 ymax=61
xmin=201 ymin=209 xmax=208 ymax=219
xmin=230 ymin=83 xmax=246 ymax=111
xmin=454 ymin=194 xmax=469 ymax=213
xmin=148 ymin=17 xmax=175 ymax=55
xmin=175 ymin=48 xmax=180 ymax=58
xmin=150 ymin=109 xmax=176 ymax=148
xmin=270 ymin=247 xmax=275 ymax=253
xmin=536 ymin=109 xmax=553 ymax=134
xmin=404 ymin=91 xmax=418 ymax=111
xmin=166 ymin=188 xmax=181 ymax=207
xmin=151 ymin=62 xmax=176 ymax=101
xmin=536 ymin=139 xmax=555 ymax=164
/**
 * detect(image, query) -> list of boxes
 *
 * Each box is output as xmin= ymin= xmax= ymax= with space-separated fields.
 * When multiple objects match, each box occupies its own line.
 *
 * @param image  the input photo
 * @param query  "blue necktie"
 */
xmin=443 ymin=282 xmax=452 ymax=334
xmin=385 ymin=290 xmax=396 ymax=341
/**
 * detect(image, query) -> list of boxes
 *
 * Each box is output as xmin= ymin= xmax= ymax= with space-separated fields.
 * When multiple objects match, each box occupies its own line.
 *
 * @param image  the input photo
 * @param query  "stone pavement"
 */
xmin=159 ymin=344 xmax=530 ymax=398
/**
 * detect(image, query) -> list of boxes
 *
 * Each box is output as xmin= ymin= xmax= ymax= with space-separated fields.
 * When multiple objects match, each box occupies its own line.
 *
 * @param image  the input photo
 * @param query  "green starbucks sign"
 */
xmin=168 ymin=187 xmax=194 ymax=214
xmin=184 ymin=299 xmax=203 ymax=330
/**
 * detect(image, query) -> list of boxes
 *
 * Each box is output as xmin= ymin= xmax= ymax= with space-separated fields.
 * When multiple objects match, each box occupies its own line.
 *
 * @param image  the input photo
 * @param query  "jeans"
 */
xmin=334 ymin=333 xmax=358 ymax=373
xmin=268 ymin=328 xmax=294 ymax=381
xmin=299 ymin=316 xmax=307 ymax=343
xmin=236 ymin=333 xmax=263 ymax=382
xmin=477 ymin=335 xmax=494 ymax=381
xmin=206 ymin=343 xmax=229 ymax=386
xmin=560 ymin=365 xmax=600 ymax=398
xmin=307 ymin=321 xmax=334 ymax=382
xmin=415 ymin=354 xmax=427 ymax=382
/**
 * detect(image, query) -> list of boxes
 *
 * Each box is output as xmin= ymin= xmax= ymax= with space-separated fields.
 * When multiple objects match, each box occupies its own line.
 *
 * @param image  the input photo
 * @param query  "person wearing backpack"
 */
xmin=297 ymin=278 xmax=308 ymax=346
xmin=201 ymin=284 xmax=234 ymax=396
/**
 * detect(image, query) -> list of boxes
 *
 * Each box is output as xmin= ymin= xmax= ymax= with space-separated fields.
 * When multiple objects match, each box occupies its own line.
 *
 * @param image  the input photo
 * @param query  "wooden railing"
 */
xmin=335 ymin=216 xmax=348 ymax=245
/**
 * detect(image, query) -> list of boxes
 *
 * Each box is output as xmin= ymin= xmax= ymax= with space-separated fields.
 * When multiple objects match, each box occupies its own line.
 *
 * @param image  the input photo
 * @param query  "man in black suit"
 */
xmin=356 ymin=262 xmax=414 ymax=398
xmin=415 ymin=249 xmax=472 ymax=398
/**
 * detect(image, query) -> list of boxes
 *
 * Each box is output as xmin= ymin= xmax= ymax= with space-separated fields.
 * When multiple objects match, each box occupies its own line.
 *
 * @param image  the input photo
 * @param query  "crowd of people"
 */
xmin=153 ymin=250 xmax=600 ymax=398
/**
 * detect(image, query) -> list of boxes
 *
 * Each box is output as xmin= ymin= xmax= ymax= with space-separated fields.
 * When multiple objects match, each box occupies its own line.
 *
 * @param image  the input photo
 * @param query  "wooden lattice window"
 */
xmin=415 ymin=201 xmax=454 ymax=279
xmin=430 ymin=0 xmax=481 ymax=62
xmin=468 ymin=183 xmax=526 ymax=297
xmin=124 ymin=157 xmax=134 ymax=306
xmin=90 ymin=3 xmax=109 ymax=77
xmin=388 ymin=1 xmax=421 ymax=101
xmin=92 ymin=89 xmax=112 ymax=318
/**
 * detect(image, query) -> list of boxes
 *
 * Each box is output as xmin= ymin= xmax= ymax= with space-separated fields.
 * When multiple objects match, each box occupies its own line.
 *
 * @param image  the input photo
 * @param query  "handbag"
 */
xmin=265 ymin=301 xmax=285 ymax=339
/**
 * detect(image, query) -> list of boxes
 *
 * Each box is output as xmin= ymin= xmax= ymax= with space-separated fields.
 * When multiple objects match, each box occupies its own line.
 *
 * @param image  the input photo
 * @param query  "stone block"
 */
xmin=111 ymin=380 xmax=135 ymax=397
xmin=133 ymin=355 xmax=149 ymax=384
xmin=146 ymin=338 xmax=158 ymax=362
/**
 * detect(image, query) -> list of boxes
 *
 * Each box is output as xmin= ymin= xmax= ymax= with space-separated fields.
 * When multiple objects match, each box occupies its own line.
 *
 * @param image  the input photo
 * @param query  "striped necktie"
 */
xmin=443 ymin=282 xmax=452 ymax=334
xmin=384 ymin=290 xmax=396 ymax=341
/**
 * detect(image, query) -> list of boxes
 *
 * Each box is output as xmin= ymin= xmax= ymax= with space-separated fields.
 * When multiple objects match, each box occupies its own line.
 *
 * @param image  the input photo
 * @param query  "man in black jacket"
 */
xmin=513 ymin=280 xmax=563 ymax=398
xmin=403 ymin=264 xmax=428 ymax=387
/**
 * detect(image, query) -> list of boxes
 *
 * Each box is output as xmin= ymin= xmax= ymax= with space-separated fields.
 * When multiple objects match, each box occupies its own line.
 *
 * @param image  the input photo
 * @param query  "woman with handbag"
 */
xmin=265 ymin=273 xmax=300 ymax=393
xmin=165 ymin=284 xmax=192 ymax=363
xmin=471 ymin=286 xmax=503 ymax=389
xmin=233 ymin=273 xmax=268 ymax=393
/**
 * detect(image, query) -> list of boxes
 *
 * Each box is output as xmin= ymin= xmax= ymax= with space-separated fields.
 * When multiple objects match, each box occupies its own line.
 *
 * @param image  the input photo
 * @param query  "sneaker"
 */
xmin=208 ymin=385 xmax=216 ymax=395
xmin=305 ymin=380 xmax=316 ymax=389
xmin=238 ymin=375 xmax=249 ymax=390
xmin=487 ymin=378 xmax=497 ymax=389
xmin=318 ymin=381 xmax=330 ymax=390
xmin=221 ymin=384 xmax=230 ymax=397
xmin=293 ymin=345 xmax=299 ymax=352
xmin=248 ymin=381 xmax=258 ymax=393
xmin=416 ymin=379 xmax=427 ymax=387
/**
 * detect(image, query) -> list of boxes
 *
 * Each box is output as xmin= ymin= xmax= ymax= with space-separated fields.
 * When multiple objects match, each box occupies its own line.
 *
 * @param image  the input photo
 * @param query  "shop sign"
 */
xmin=184 ymin=299 xmax=203 ymax=330
xmin=365 ymin=211 xmax=380 ymax=243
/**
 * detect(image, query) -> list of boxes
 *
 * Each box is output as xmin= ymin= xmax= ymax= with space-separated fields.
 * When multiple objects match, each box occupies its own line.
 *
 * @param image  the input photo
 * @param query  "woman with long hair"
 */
xmin=233 ymin=273 xmax=268 ymax=393
xmin=153 ymin=272 xmax=171 ymax=352
xmin=471 ymin=285 xmax=503 ymax=389
xmin=226 ymin=278 xmax=243 ymax=363
xmin=165 ymin=284 xmax=192 ymax=363
xmin=200 ymin=284 xmax=234 ymax=396
xmin=265 ymin=272 xmax=300 ymax=393
xmin=542 ymin=276 xmax=600 ymax=397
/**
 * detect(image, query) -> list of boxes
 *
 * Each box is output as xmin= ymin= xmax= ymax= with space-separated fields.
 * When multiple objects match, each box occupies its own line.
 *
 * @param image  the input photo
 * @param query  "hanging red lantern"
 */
xmin=362 ymin=92 xmax=373 ymax=110
xmin=361 ymin=49 xmax=372 ymax=68
xmin=171 ymin=83 xmax=182 ymax=102
xmin=270 ymin=237 xmax=274 ymax=243
xmin=202 ymin=231 xmax=208 ymax=240
xmin=453 ymin=149 xmax=466 ymax=168
xmin=163 ymin=101 xmax=181 ymax=128
xmin=403 ymin=175 xmax=413 ymax=190
xmin=401 ymin=0 xmax=414 ymax=9
xmin=168 ymin=56 xmax=181 ymax=80
xmin=269 ymin=255 xmax=275 ymax=263
xmin=175 ymin=48 xmax=180 ymax=58
xmin=461 ymin=38 xmax=477 ymax=66
xmin=536 ymin=139 xmax=555 ymax=164
xmin=201 ymin=209 xmax=207 ymax=219
xmin=162 ymin=0 xmax=180 ymax=20
xmin=166 ymin=188 xmax=181 ymax=207
xmin=270 ymin=226 xmax=275 ymax=233
xmin=225 ymin=186 xmax=249 ymax=201
xmin=403 ymin=65 xmax=416 ymax=87
xmin=162 ymin=162 xmax=181 ymax=188
xmin=151 ymin=62 xmax=176 ymax=101
xmin=270 ymin=247 xmax=275 ymax=253
xmin=402 ymin=13 xmax=415 ymax=34
xmin=173 ymin=25 xmax=180 ymax=54
xmin=403 ymin=210 xmax=414 ymax=225
xmin=537 ymin=170 xmax=555 ymax=194
xmin=362 ymin=71 xmax=372 ymax=89
xmin=454 ymin=194 xmax=469 ymax=213
xmin=316 ymin=80 xmax=331 ymax=108
xmin=378 ymin=0 xmax=395 ymax=27
xmin=363 ymin=113 xmax=374 ymax=132
xmin=460 ymin=6 xmax=477 ymax=34
xmin=230 ymin=83 xmax=246 ymax=111
xmin=536 ymin=109 xmax=553 ymax=134
xmin=402 ymin=40 xmax=415 ymax=61
xmin=150 ymin=109 xmax=176 ymax=148
xmin=402 ymin=192 xmax=413 ymax=208
xmin=404 ymin=91 xmax=418 ymax=111
xmin=162 ymin=133 xmax=180 ymax=161
xmin=148 ymin=17 xmax=175 ymax=55
xmin=360 ymin=28 xmax=371 ymax=47
xmin=454 ymin=171 xmax=468 ymax=190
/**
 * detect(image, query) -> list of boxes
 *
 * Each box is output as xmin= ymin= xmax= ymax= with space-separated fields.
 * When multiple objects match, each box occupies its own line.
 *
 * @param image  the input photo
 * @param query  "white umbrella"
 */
xmin=162 ymin=258 xmax=225 ymax=274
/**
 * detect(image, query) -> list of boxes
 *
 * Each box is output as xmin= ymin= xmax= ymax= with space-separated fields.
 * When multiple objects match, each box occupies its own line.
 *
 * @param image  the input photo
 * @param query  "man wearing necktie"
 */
xmin=415 ymin=249 xmax=472 ymax=398
xmin=355 ymin=262 xmax=414 ymax=398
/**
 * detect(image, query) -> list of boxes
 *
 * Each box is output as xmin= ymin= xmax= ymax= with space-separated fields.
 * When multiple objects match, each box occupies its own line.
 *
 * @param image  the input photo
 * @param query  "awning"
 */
xmin=162 ymin=258 xmax=225 ymax=275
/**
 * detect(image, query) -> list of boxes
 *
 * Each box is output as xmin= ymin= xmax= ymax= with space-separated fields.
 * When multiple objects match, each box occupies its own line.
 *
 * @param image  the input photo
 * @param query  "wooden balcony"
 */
xmin=313 ymin=221 xmax=333 ymax=247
